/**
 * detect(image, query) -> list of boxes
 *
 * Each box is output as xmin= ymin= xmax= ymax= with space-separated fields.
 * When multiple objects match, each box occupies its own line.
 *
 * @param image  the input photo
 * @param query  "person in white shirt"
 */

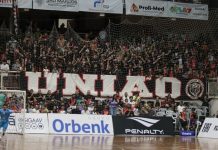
xmin=81 ymin=106 xmax=90 ymax=115
xmin=0 ymin=60 xmax=10 ymax=87
xmin=0 ymin=61 xmax=10 ymax=71
xmin=122 ymin=92 xmax=130 ymax=104
xmin=43 ymin=66 xmax=49 ymax=75
xmin=57 ymin=106 xmax=66 ymax=114
xmin=0 ymin=60 xmax=10 ymax=76
xmin=177 ymin=101 xmax=185 ymax=113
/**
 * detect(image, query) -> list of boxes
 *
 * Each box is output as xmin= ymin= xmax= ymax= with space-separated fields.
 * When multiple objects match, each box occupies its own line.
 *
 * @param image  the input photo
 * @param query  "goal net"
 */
xmin=108 ymin=9 xmax=218 ymax=49
xmin=0 ymin=90 xmax=26 ymax=134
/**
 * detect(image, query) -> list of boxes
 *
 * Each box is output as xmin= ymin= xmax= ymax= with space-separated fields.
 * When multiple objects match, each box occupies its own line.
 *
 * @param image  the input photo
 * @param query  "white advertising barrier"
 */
xmin=0 ymin=0 xmax=32 ymax=8
xmin=48 ymin=114 xmax=114 ymax=135
xmin=33 ymin=0 xmax=79 ymax=12
xmin=125 ymin=0 xmax=168 ymax=17
xmin=168 ymin=2 xmax=208 ymax=20
xmin=79 ymin=0 xmax=123 ymax=14
xmin=125 ymin=0 xmax=208 ymax=20
xmin=7 ymin=113 xmax=49 ymax=134
xmin=198 ymin=118 xmax=218 ymax=138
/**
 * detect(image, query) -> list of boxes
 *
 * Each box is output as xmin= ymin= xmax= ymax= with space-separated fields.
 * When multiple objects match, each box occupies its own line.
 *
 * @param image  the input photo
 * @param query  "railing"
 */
xmin=0 ymin=71 xmax=21 ymax=90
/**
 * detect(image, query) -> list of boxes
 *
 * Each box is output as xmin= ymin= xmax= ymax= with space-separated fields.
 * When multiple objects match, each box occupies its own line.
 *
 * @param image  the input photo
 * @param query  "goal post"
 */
xmin=0 ymin=90 xmax=26 ymax=135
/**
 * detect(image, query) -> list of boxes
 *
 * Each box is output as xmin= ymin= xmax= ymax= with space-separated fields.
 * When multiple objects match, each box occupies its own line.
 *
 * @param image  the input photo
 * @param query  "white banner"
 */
xmin=168 ymin=2 xmax=208 ymax=20
xmin=33 ymin=0 xmax=79 ymax=12
xmin=0 ymin=0 xmax=32 ymax=8
xmin=126 ymin=0 xmax=168 ymax=17
xmin=7 ymin=113 xmax=49 ymax=134
xmin=198 ymin=118 xmax=218 ymax=138
xmin=25 ymin=72 xmax=193 ymax=99
xmin=79 ymin=0 xmax=123 ymax=14
xmin=125 ymin=0 xmax=208 ymax=20
xmin=48 ymin=114 xmax=114 ymax=135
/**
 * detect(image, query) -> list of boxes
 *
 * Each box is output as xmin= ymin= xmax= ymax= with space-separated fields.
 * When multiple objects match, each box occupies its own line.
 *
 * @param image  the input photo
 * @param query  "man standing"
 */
xmin=0 ymin=104 xmax=14 ymax=139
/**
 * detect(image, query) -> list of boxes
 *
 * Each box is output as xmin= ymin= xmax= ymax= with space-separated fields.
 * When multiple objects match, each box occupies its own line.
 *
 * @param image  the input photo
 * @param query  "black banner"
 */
xmin=113 ymin=116 xmax=174 ymax=135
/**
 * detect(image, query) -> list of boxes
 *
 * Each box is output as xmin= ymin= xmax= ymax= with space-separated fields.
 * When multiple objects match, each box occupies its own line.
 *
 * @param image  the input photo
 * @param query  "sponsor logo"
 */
xmin=52 ymin=119 xmax=110 ymax=133
xmin=180 ymin=131 xmax=195 ymax=136
xmin=9 ymin=115 xmax=44 ymax=130
xmin=125 ymin=129 xmax=164 ymax=135
xmin=186 ymin=79 xmax=204 ymax=99
xmin=131 ymin=4 xmax=164 ymax=13
xmin=18 ymin=118 xmax=45 ymax=130
xmin=125 ymin=117 xmax=164 ymax=135
xmin=93 ymin=0 xmax=109 ymax=9
xmin=202 ymin=123 xmax=212 ymax=132
xmin=130 ymin=3 xmax=139 ymax=12
xmin=45 ymin=0 xmax=78 ymax=7
xmin=170 ymin=5 xmax=192 ymax=14
xmin=127 ymin=117 xmax=159 ymax=127
xmin=139 ymin=5 xmax=164 ymax=11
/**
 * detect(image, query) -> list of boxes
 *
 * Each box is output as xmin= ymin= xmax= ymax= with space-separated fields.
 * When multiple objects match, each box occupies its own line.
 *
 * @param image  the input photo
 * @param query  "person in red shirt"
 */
xmin=190 ymin=108 xmax=197 ymax=130
xmin=102 ymin=106 xmax=109 ymax=115
xmin=179 ymin=108 xmax=188 ymax=130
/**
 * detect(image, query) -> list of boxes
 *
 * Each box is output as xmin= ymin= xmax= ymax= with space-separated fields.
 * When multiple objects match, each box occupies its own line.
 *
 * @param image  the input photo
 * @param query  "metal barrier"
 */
xmin=0 ymin=71 xmax=21 ymax=90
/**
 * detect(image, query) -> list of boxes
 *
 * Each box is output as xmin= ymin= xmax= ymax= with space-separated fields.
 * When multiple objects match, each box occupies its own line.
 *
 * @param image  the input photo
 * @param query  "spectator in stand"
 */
xmin=81 ymin=106 xmax=91 ymax=115
xmin=177 ymin=101 xmax=185 ymax=113
xmin=155 ymin=97 xmax=161 ymax=109
xmin=73 ymin=89 xmax=83 ymax=105
xmin=34 ymin=90 xmax=44 ymax=105
xmin=201 ymin=96 xmax=210 ymax=108
xmin=190 ymin=108 xmax=197 ymax=130
xmin=58 ymin=106 xmax=66 ymax=114
xmin=27 ymin=89 xmax=36 ymax=108
xmin=40 ymin=106 xmax=49 ymax=113
xmin=92 ymin=106 xmax=99 ymax=115
xmin=109 ymin=94 xmax=119 ymax=116
xmin=69 ymin=94 xmax=77 ymax=106
xmin=139 ymin=105 xmax=149 ymax=116
xmin=11 ymin=59 xmax=22 ymax=71
xmin=122 ymin=92 xmax=130 ymax=104
xmin=71 ymin=105 xmax=81 ymax=114
xmin=102 ymin=105 xmax=109 ymax=115
xmin=179 ymin=107 xmax=188 ymax=130
xmin=84 ymin=90 xmax=95 ymax=106
xmin=43 ymin=66 xmax=49 ymax=75
xmin=0 ymin=60 xmax=10 ymax=80
xmin=132 ymin=92 xmax=141 ymax=106
xmin=45 ymin=90 xmax=53 ymax=101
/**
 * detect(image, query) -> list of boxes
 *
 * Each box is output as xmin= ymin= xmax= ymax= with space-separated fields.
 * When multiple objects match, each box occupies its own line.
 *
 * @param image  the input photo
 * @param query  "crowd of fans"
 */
xmin=2 ymin=86 xmax=213 ymax=132
xmin=0 ymin=25 xmax=217 ymax=79
xmin=24 ymin=88 xmax=210 ymax=131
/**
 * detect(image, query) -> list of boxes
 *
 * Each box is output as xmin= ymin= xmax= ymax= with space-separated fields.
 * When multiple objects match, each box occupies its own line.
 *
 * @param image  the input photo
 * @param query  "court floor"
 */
xmin=0 ymin=134 xmax=217 ymax=150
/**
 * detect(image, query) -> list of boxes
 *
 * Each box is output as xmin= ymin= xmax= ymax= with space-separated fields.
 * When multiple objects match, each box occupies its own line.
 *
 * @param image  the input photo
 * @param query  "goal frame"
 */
xmin=0 ymin=89 xmax=26 ymax=135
